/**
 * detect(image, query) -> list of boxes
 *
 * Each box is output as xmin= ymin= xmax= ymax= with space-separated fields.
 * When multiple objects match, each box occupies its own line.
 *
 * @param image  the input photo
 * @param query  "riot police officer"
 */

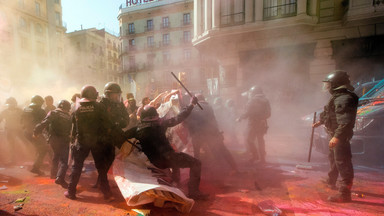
xmin=0 ymin=97 xmax=24 ymax=165
xmin=93 ymin=82 xmax=128 ymax=194
xmin=237 ymin=86 xmax=271 ymax=164
xmin=313 ymin=70 xmax=359 ymax=203
xmin=21 ymin=95 xmax=48 ymax=175
xmin=65 ymin=85 xmax=112 ymax=200
xmin=34 ymin=100 xmax=72 ymax=188
xmin=125 ymin=96 xmax=209 ymax=200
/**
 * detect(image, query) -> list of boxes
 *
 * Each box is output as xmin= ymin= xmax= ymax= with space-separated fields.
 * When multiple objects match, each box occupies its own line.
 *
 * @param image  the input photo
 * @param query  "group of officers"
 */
xmin=0 ymin=69 xmax=358 ymax=204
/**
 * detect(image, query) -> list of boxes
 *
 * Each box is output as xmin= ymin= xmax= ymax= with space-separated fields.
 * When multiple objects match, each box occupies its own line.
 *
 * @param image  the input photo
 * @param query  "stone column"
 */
xmin=194 ymin=0 xmax=202 ymax=37
xmin=212 ymin=0 xmax=221 ymax=29
xmin=204 ymin=0 xmax=212 ymax=32
xmin=297 ymin=0 xmax=307 ymax=15
xmin=255 ymin=0 xmax=263 ymax=21
xmin=245 ymin=0 xmax=254 ymax=23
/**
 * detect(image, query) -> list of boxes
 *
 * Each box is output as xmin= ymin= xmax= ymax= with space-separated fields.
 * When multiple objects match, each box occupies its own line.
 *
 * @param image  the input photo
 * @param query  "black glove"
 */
xmin=190 ymin=96 xmax=198 ymax=106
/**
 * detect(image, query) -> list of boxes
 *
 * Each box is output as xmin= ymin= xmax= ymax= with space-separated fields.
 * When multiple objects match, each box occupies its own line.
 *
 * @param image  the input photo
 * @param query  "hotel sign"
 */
xmin=126 ymin=0 xmax=158 ymax=7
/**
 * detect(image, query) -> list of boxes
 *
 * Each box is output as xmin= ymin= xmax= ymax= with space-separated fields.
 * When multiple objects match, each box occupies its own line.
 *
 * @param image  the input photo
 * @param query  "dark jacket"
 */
xmin=320 ymin=86 xmax=359 ymax=140
xmin=240 ymin=95 xmax=271 ymax=123
xmin=34 ymin=109 xmax=72 ymax=138
xmin=71 ymin=101 xmax=111 ymax=146
xmin=100 ymin=97 xmax=129 ymax=129
xmin=185 ymin=101 xmax=220 ymax=136
xmin=125 ymin=105 xmax=194 ymax=168
xmin=21 ymin=105 xmax=46 ymax=133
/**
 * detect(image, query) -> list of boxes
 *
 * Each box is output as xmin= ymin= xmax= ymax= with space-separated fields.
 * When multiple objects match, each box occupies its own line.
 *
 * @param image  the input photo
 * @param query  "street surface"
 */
xmin=1 ymin=133 xmax=384 ymax=216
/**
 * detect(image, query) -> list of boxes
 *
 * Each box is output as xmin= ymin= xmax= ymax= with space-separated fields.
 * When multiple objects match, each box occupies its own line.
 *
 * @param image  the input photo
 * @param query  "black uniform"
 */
xmin=320 ymin=86 xmax=359 ymax=197
xmin=34 ymin=109 xmax=72 ymax=180
xmin=239 ymin=94 xmax=271 ymax=162
xmin=95 ymin=98 xmax=129 ymax=187
xmin=0 ymin=106 xmax=24 ymax=164
xmin=125 ymin=105 xmax=203 ymax=196
xmin=67 ymin=101 xmax=112 ymax=198
xmin=186 ymin=101 xmax=237 ymax=171
xmin=21 ymin=105 xmax=47 ymax=172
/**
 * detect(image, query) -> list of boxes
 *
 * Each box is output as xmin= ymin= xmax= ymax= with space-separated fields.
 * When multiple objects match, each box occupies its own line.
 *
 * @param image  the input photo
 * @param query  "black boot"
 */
xmin=328 ymin=193 xmax=352 ymax=203
xmin=55 ymin=177 xmax=69 ymax=189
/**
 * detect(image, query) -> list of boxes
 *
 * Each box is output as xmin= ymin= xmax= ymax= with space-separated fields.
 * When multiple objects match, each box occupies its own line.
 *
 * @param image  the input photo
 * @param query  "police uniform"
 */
xmin=67 ymin=100 xmax=112 ymax=199
xmin=34 ymin=109 xmax=72 ymax=181
xmin=320 ymin=86 xmax=358 ymax=200
xmin=21 ymin=104 xmax=47 ymax=173
xmin=239 ymin=92 xmax=271 ymax=163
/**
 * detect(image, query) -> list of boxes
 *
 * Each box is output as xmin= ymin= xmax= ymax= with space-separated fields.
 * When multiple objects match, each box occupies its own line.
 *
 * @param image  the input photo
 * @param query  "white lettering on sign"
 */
xmin=126 ymin=0 xmax=158 ymax=7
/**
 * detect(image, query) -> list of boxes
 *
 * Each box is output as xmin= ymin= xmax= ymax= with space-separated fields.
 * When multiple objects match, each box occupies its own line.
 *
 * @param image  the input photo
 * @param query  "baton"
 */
xmin=171 ymin=72 xmax=203 ymax=110
xmin=307 ymin=112 xmax=317 ymax=162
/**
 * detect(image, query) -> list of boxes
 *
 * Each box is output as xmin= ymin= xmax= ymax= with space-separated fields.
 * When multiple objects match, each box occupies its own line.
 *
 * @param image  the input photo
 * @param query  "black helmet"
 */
xmin=57 ymin=100 xmax=71 ymax=112
xmin=104 ymin=82 xmax=122 ymax=94
xmin=80 ymin=85 xmax=98 ymax=102
xmin=5 ymin=97 xmax=17 ymax=107
xmin=249 ymin=85 xmax=263 ymax=97
xmin=323 ymin=70 xmax=350 ymax=89
xmin=30 ymin=95 xmax=44 ymax=106
xmin=140 ymin=105 xmax=159 ymax=121
xmin=195 ymin=93 xmax=205 ymax=102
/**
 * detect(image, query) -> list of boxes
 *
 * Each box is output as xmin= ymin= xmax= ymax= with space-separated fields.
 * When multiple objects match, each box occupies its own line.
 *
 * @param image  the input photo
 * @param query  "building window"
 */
xmin=146 ymin=19 xmax=153 ymax=31
xmin=184 ymin=49 xmax=191 ymax=60
xmin=129 ymin=39 xmax=135 ymax=50
xmin=147 ymin=36 xmax=154 ymax=47
xmin=183 ymin=13 xmax=191 ymax=25
xmin=35 ymin=23 xmax=43 ymax=36
xmin=128 ymin=23 xmax=135 ymax=34
xmin=162 ymin=33 xmax=170 ymax=46
xmin=183 ymin=31 xmax=191 ymax=43
xmin=19 ymin=17 xmax=28 ymax=32
xmin=220 ymin=0 xmax=245 ymax=26
xmin=55 ymin=0 xmax=60 ymax=4
xmin=263 ymin=0 xmax=297 ymax=20
xmin=162 ymin=17 xmax=169 ymax=28
xmin=35 ymin=2 xmax=41 ymax=16
xmin=55 ymin=12 xmax=61 ymax=26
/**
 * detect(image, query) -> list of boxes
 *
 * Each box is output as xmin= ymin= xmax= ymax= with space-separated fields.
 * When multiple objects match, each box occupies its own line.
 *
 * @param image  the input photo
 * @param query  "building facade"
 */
xmin=192 ymin=0 xmax=384 ymax=103
xmin=0 ymin=0 xmax=66 ymax=98
xmin=118 ymin=0 xmax=202 ymax=100
xmin=65 ymin=28 xmax=122 ymax=91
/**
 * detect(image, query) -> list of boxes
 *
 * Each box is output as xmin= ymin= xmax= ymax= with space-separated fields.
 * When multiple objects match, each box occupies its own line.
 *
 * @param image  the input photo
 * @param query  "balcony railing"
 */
xmin=181 ymin=20 xmax=191 ymax=26
xmin=146 ymin=43 xmax=156 ymax=49
xmin=180 ymin=38 xmax=192 ymax=45
xmin=263 ymin=0 xmax=297 ymax=20
xmin=145 ymin=25 xmax=154 ymax=32
xmin=125 ymin=29 xmax=135 ymax=36
xmin=159 ymin=41 xmax=171 ymax=47
xmin=221 ymin=12 xmax=245 ymax=26
xmin=160 ymin=22 xmax=171 ymax=29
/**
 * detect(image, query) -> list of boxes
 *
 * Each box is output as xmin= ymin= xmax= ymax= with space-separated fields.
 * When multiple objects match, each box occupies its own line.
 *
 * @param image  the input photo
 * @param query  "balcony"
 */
xmin=160 ymin=22 xmax=171 ymax=29
xmin=159 ymin=41 xmax=171 ymax=48
xmin=263 ymin=1 xmax=297 ymax=21
xmin=181 ymin=20 xmax=191 ymax=26
xmin=145 ymin=43 xmax=156 ymax=49
xmin=125 ymin=29 xmax=135 ymax=36
xmin=145 ymin=25 xmax=154 ymax=32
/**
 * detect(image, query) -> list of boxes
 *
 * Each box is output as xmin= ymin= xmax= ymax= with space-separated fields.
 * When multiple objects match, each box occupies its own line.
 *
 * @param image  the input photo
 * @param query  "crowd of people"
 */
xmin=0 ymin=70 xmax=357 ymax=204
